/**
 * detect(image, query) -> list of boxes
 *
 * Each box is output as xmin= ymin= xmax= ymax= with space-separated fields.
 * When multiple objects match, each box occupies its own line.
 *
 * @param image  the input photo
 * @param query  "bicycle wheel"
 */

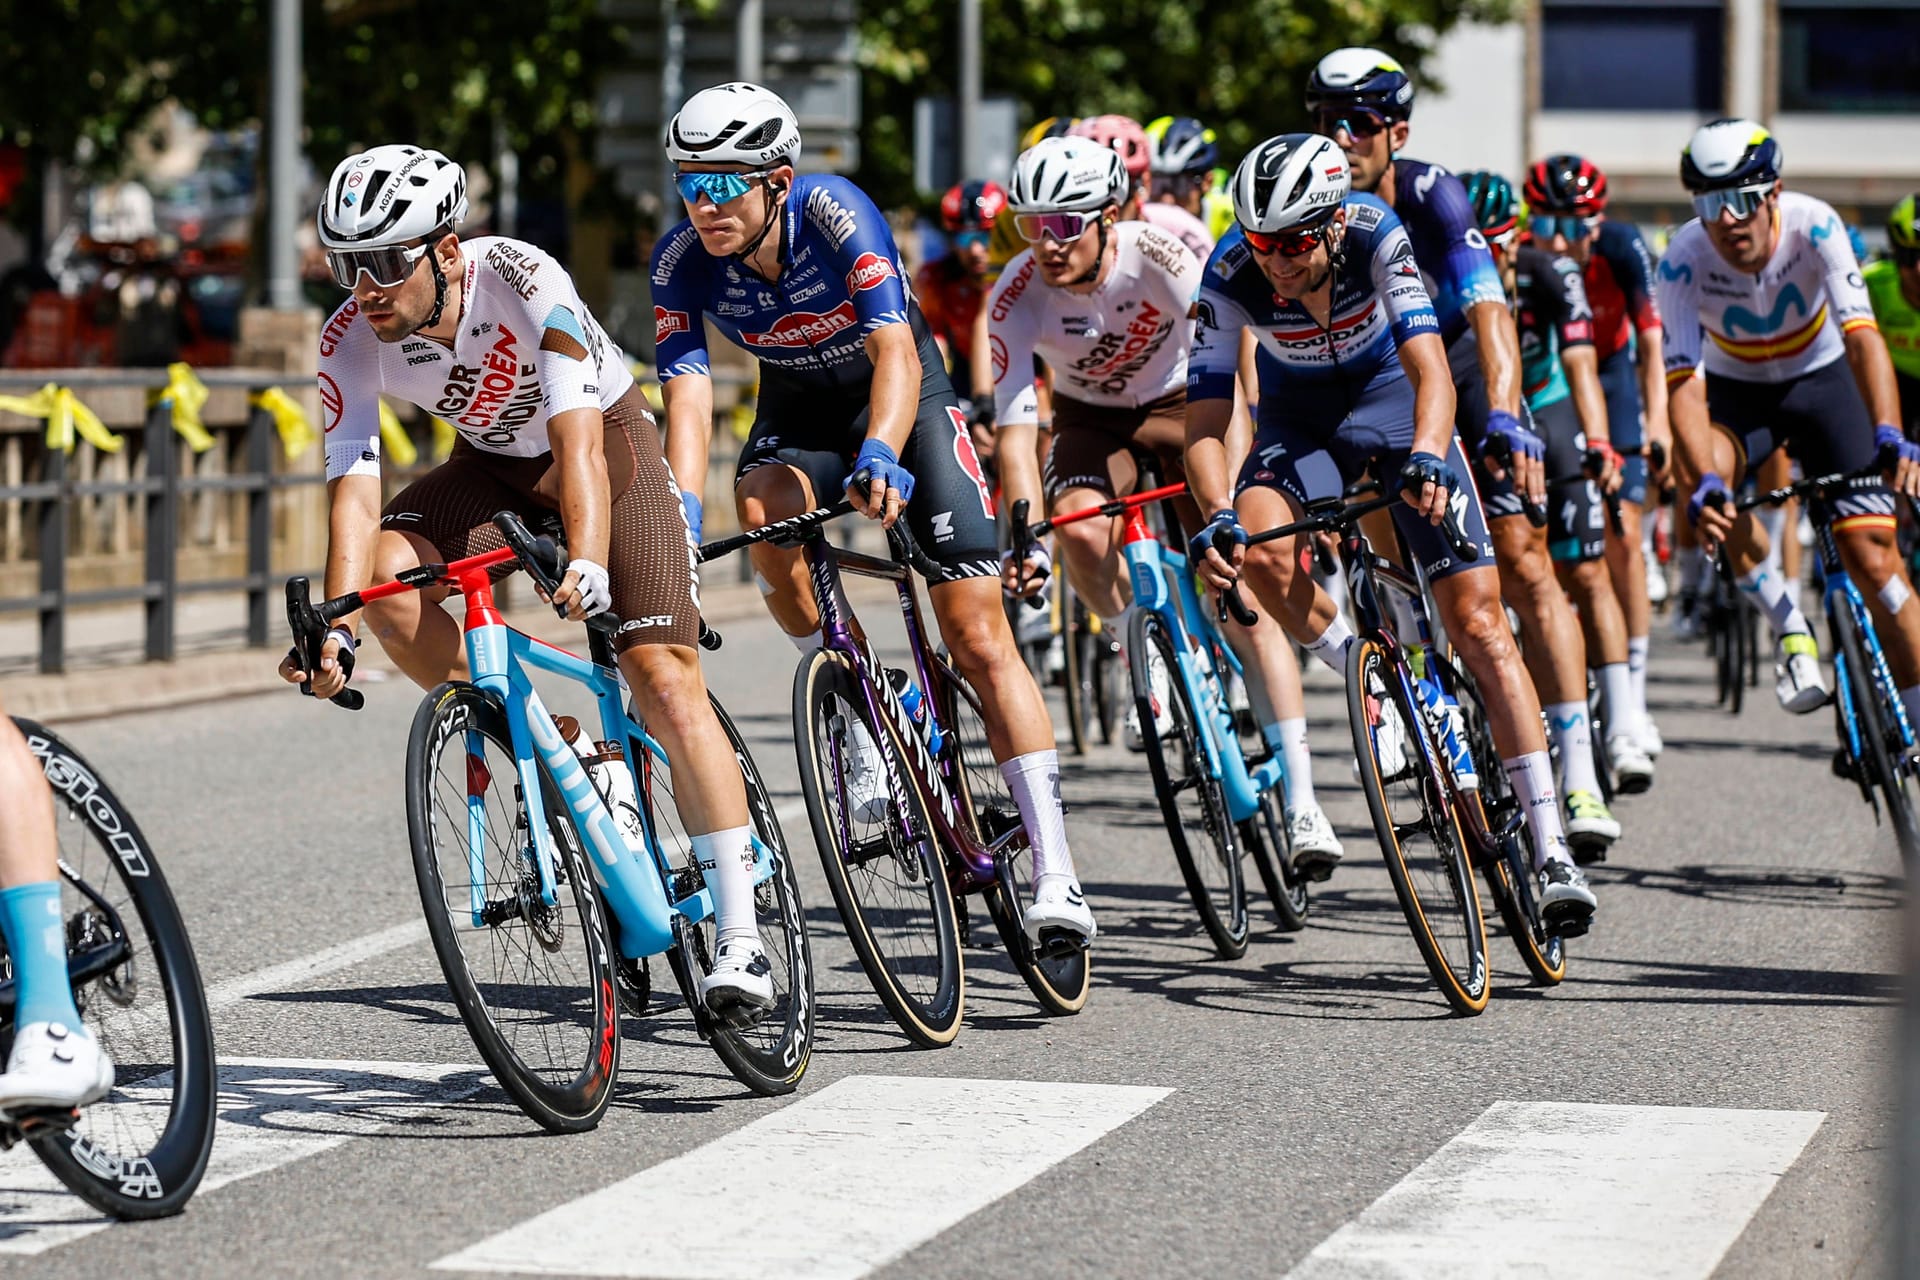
xmin=793 ymin=650 xmax=965 ymax=1047
xmin=9 ymin=719 xmax=216 ymax=1219
xmin=1345 ymin=641 xmax=1490 ymax=1014
xmin=1096 ymin=626 xmax=1127 ymax=745
xmin=1832 ymin=606 xmax=1920 ymax=865
xmin=406 ymin=683 xmax=619 ymax=1133
xmin=631 ymin=695 xmax=814 ymax=1095
xmin=930 ymin=656 xmax=1092 ymax=1015
xmin=1729 ymin=593 xmax=1750 ymax=714
xmin=1131 ymin=609 xmax=1249 ymax=958
xmin=1062 ymin=597 xmax=1093 ymax=757
xmin=1241 ymin=783 xmax=1310 ymax=932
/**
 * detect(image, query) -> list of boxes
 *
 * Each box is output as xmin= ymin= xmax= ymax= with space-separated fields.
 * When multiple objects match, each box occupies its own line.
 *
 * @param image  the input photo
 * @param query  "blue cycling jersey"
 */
xmin=1388 ymin=158 xmax=1507 ymax=345
xmin=649 ymin=174 xmax=916 ymax=391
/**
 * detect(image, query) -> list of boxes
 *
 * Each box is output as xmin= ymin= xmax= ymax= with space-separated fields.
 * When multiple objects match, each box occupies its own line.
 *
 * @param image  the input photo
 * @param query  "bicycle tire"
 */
xmin=1832 ymin=606 xmax=1920 ymax=865
xmin=1241 ymin=784 xmax=1310 ymax=932
xmin=792 ymin=650 xmax=965 ymax=1047
xmin=1345 ymin=641 xmax=1490 ymax=1015
xmin=11 ymin=718 xmax=216 ymax=1219
xmin=1097 ymin=629 xmax=1126 ymax=746
xmin=1586 ymin=684 xmax=1616 ymax=806
xmin=1062 ymin=600 xmax=1092 ymax=757
xmin=632 ymin=695 xmax=815 ymax=1095
xmin=1131 ymin=609 xmax=1249 ymax=958
xmin=405 ymin=684 xmax=619 ymax=1133
xmin=1729 ymin=593 xmax=1750 ymax=714
xmin=931 ymin=655 xmax=1091 ymax=1015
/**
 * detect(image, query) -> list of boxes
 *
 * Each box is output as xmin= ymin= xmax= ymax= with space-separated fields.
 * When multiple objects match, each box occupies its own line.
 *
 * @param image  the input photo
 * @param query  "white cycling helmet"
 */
xmin=1008 ymin=137 xmax=1130 ymax=214
xmin=317 ymin=145 xmax=467 ymax=250
xmin=1231 ymin=133 xmax=1350 ymax=234
xmin=665 ymin=82 xmax=802 ymax=167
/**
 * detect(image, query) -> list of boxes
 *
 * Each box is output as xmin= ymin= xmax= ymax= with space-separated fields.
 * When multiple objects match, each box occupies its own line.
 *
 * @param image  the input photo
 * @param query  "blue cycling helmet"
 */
xmin=1146 ymin=116 xmax=1219 ymax=177
xmin=1305 ymin=47 xmax=1415 ymax=121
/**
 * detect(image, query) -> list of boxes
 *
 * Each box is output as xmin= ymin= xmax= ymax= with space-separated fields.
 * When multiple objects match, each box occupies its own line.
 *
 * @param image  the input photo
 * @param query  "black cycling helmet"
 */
xmin=1304 ymin=47 xmax=1416 ymax=122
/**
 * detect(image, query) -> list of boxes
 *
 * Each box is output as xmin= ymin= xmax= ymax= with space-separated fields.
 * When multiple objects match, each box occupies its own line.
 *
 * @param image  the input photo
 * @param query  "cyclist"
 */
xmin=1524 ymin=153 xmax=1669 ymax=762
xmin=0 ymin=698 xmax=114 ymax=1111
xmin=1866 ymin=194 xmax=1920 ymax=431
xmin=281 ymin=143 xmax=775 ymax=1016
xmin=650 ymin=83 xmax=1094 ymax=943
xmin=916 ymin=179 xmax=1007 ymax=462
xmin=1186 ymin=134 xmax=1597 ymax=929
xmin=1070 ymin=115 xmax=1214 ymax=262
xmin=1304 ymin=49 xmax=1649 ymax=802
xmin=1145 ymin=115 xmax=1236 ymax=244
xmin=1664 ymin=119 xmax=1920 ymax=724
xmin=1464 ymin=171 xmax=1632 ymax=855
xmin=991 ymin=136 xmax=1344 ymax=869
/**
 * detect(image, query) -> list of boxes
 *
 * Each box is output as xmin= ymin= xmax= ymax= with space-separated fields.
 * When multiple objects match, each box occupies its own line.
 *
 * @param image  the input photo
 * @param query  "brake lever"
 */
xmin=284 ymin=577 xmax=364 ymax=711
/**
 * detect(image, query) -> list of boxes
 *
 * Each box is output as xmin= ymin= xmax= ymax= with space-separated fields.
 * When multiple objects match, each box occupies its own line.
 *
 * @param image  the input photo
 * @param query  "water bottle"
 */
xmin=557 ymin=716 xmax=648 ymax=849
xmin=1412 ymin=676 xmax=1478 ymax=791
xmin=887 ymin=668 xmax=945 ymax=754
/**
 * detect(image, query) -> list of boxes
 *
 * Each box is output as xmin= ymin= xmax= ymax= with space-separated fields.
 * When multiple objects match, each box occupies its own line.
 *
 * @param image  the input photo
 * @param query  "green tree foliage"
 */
xmin=857 ymin=0 xmax=1517 ymax=207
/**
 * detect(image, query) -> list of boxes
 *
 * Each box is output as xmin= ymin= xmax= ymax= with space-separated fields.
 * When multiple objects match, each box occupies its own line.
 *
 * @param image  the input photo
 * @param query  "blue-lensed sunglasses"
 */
xmin=952 ymin=230 xmax=990 ymax=250
xmin=675 ymin=168 xmax=776 ymax=206
xmin=1528 ymin=213 xmax=1599 ymax=242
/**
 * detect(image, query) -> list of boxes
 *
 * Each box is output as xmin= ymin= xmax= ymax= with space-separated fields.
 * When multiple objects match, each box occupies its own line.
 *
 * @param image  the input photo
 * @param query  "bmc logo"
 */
xmin=655 ymin=307 xmax=690 ymax=343
xmin=845 ymin=252 xmax=896 ymax=295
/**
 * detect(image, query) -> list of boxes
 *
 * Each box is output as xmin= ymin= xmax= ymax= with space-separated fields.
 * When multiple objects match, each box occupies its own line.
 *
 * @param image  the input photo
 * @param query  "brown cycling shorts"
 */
xmin=1043 ymin=389 xmax=1200 ymax=535
xmin=380 ymin=386 xmax=700 ymax=651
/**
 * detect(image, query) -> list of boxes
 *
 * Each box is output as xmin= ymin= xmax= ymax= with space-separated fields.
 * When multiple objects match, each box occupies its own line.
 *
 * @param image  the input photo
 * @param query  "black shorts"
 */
xmin=1599 ymin=349 xmax=1649 ymax=506
xmin=1533 ymin=396 xmax=1605 ymax=563
xmin=738 ymin=328 xmax=999 ymax=583
xmin=1708 ymin=357 xmax=1896 ymax=534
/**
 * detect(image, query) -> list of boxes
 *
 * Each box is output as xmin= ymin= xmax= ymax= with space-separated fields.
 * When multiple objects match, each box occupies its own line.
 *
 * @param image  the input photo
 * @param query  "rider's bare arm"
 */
xmin=1636 ymin=325 xmax=1672 ymax=482
xmin=661 ymin=371 xmax=715 ymax=513
xmin=1467 ymin=298 xmax=1524 ymax=418
xmin=1844 ymin=323 xmax=1905 ymax=432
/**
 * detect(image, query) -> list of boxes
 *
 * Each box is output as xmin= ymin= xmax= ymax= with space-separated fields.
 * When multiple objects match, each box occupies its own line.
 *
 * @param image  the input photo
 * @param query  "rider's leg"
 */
xmin=1050 ymin=485 xmax=1129 ymax=620
xmin=1489 ymin=514 xmax=1589 ymax=706
xmin=363 ymin=530 xmax=468 ymax=688
xmin=1604 ymin=499 xmax=1660 ymax=746
xmin=1221 ymin=606 xmax=1342 ymax=861
xmin=1233 ymin=485 xmax=1345 ymax=660
xmin=1834 ymin=519 xmax=1920 ymax=726
xmin=735 ymin=461 xmax=826 ymax=641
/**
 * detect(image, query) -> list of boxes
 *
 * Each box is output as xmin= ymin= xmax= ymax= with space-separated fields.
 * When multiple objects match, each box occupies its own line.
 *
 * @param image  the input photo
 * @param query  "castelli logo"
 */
xmin=655 ymin=307 xmax=690 ymax=343
xmin=845 ymin=252 xmax=895 ymax=294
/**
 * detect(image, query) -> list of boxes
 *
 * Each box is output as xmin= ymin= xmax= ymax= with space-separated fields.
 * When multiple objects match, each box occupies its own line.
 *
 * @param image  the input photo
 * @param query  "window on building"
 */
xmin=1780 ymin=0 xmax=1920 ymax=112
xmin=1540 ymin=0 xmax=1725 ymax=111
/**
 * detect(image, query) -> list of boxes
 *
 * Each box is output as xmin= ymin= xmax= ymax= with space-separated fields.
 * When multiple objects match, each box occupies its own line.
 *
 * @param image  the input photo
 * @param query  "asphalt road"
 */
xmin=0 ymin=598 xmax=1903 ymax=1280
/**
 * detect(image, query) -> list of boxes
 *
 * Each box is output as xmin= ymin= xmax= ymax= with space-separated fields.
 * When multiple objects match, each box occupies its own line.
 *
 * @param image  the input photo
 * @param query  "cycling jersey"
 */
xmin=320 ymin=235 xmax=636 ymax=482
xmin=1656 ymin=192 xmax=1878 ymax=387
xmin=649 ymin=175 xmax=915 ymax=393
xmin=1583 ymin=220 xmax=1660 ymax=364
xmin=1865 ymin=260 xmax=1920 ymax=381
xmin=1140 ymin=202 xmax=1214 ymax=262
xmin=914 ymin=255 xmax=986 ymax=370
xmin=988 ymin=221 xmax=1200 ymax=423
xmin=1512 ymin=245 xmax=1595 ymax=413
xmin=1388 ymin=158 xmax=1508 ymax=345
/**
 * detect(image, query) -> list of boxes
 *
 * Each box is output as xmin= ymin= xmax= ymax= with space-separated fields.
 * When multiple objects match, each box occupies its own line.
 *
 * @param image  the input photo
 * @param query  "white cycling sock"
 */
xmin=1503 ymin=752 xmax=1572 ymax=870
xmin=1546 ymin=701 xmax=1601 ymax=797
xmin=1273 ymin=718 xmax=1317 ymax=811
xmin=1902 ymin=686 xmax=1920 ymax=734
xmin=1627 ymin=635 xmax=1651 ymax=725
xmin=1001 ymin=750 xmax=1076 ymax=891
xmin=1596 ymin=662 xmax=1642 ymax=740
xmin=785 ymin=627 xmax=822 ymax=655
xmin=1305 ymin=616 xmax=1355 ymax=676
xmin=1737 ymin=562 xmax=1812 ymax=638
xmin=690 ymin=826 xmax=760 ymax=951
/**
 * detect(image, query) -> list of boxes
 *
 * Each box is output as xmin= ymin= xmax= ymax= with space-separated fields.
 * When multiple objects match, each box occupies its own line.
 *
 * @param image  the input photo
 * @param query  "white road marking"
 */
xmin=0 ymin=1057 xmax=489 ymax=1256
xmin=202 ymin=920 xmax=430 ymax=1013
xmin=1285 ymin=1101 xmax=1826 ymax=1279
xmin=433 ymin=1073 xmax=1171 ymax=1279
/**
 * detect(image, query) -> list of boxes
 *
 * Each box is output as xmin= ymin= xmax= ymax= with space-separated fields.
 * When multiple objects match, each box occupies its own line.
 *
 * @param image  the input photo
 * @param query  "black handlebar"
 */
xmin=1210 ymin=524 xmax=1260 ymax=627
xmin=284 ymin=577 xmax=363 ymax=711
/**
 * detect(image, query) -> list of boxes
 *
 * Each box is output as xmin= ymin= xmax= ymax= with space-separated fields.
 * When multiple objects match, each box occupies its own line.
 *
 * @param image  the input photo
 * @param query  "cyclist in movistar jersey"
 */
xmin=0 ymin=697 xmax=114 ymax=1112
xmin=1867 ymin=194 xmax=1920 ymax=432
xmin=1665 ymin=120 xmax=1920 ymax=724
xmin=1524 ymin=154 xmax=1669 ymax=762
xmin=651 ymin=83 xmax=1094 ymax=942
xmin=1305 ymin=48 xmax=1647 ymax=800
xmin=1186 ymin=135 xmax=1597 ymax=929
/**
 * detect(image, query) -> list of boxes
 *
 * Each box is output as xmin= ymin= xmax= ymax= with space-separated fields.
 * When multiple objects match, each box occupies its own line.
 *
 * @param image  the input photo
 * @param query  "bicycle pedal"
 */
xmin=707 ymin=996 xmax=772 ymax=1031
xmin=1291 ymin=850 xmax=1340 ymax=884
xmin=1542 ymin=907 xmax=1594 ymax=941
xmin=1568 ymin=836 xmax=1609 ymax=867
xmin=1035 ymin=926 xmax=1090 ymax=959
xmin=2 ymin=1105 xmax=79 ymax=1143
xmin=1832 ymin=747 xmax=1861 ymax=782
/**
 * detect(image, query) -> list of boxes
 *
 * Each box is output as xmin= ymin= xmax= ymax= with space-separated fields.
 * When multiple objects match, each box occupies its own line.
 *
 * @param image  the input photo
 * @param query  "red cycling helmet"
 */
xmin=1524 ymin=154 xmax=1610 ymax=215
xmin=940 ymin=179 xmax=1008 ymax=233
xmin=1070 ymin=115 xmax=1152 ymax=180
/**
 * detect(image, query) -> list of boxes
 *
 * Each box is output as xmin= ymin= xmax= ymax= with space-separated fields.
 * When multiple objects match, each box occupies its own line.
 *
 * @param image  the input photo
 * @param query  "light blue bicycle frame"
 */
xmin=1812 ymin=523 xmax=1918 ymax=767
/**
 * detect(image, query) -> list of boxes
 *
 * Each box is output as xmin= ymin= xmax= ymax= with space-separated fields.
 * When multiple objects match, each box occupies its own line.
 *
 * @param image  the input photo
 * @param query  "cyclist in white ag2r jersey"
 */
xmin=1663 ymin=119 xmax=1920 ymax=729
xmin=282 ymin=144 xmax=779 ymax=1017
xmin=992 ymin=136 xmax=1344 ymax=869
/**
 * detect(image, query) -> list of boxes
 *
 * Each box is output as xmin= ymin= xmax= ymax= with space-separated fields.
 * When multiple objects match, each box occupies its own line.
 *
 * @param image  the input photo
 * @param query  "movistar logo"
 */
xmin=1659 ymin=261 xmax=1692 ymax=284
xmin=1724 ymin=283 xmax=1809 ymax=336
xmin=1810 ymin=218 xmax=1837 ymax=243
xmin=1414 ymin=167 xmax=1442 ymax=201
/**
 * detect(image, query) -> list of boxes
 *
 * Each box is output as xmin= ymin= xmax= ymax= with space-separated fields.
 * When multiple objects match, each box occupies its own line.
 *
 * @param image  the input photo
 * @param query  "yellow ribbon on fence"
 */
xmin=150 ymin=362 xmax=215 ymax=453
xmin=378 ymin=398 xmax=418 ymax=468
xmin=248 ymin=386 xmax=316 ymax=460
xmin=0 ymin=382 xmax=124 ymax=454
xmin=430 ymin=414 xmax=457 ymax=461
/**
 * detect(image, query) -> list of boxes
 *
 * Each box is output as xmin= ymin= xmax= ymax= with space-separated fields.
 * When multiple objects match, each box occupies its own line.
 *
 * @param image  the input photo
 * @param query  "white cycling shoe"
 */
xmin=1021 ymin=878 xmax=1096 ymax=945
xmin=1776 ymin=634 xmax=1832 ymax=715
xmin=1608 ymin=734 xmax=1655 ymax=794
xmin=0 ymin=1022 xmax=114 ymax=1113
xmin=1286 ymin=804 xmax=1344 ymax=881
xmin=841 ymin=715 xmax=890 ymax=824
xmin=1123 ymin=647 xmax=1174 ymax=752
xmin=698 ymin=941 xmax=775 ymax=1016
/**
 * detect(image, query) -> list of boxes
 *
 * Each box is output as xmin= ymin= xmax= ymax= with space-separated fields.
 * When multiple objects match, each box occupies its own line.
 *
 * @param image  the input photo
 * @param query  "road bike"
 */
xmin=284 ymin=513 xmax=814 ymax=1131
xmin=700 ymin=500 xmax=1091 ymax=1048
xmin=1 ymin=719 xmax=217 ymax=1217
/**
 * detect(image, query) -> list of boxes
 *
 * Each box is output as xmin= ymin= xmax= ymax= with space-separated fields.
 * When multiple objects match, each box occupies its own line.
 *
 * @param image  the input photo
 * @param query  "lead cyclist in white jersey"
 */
xmin=1663 ymin=120 xmax=1920 ymax=728
xmin=992 ymin=136 xmax=1344 ymax=869
xmin=280 ymin=144 xmax=775 ymax=1015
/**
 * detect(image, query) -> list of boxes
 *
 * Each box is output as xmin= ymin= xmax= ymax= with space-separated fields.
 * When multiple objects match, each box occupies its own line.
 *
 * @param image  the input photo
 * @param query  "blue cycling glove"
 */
xmin=1189 ymin=509 xmax=1247 ymax=569
xmin=679 ymin=490 xmax=704 ymax=545
xmin=1687 ymin=472 xmax=1728 ymax=525
xmin=1876 ymin=424 xmax=1920 ymax=471
xmin=846 ymin=438 xmax=916 ymax=504
xmin=1483 ymin=409 xmax=1545 ymax=466
xmin=1399 ymin=450 xmax=1458 ymax=501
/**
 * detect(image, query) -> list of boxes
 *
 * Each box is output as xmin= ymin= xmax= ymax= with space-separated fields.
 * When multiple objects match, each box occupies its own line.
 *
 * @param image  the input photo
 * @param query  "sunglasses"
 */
xmin=675 ymin=168 xmax=776 ymax=206
xmin=1245 ymin=221 xmax=1331 ymax=257
xmin=1311 ymin=108 xmax=1390 ymax=140
xmin=1692 ymin=184 xmax=1771 ymax=223
xmin=1486 ymin=219 xmax=1520 ymax=249
xmin=952 ymin=229 xmax=990 ymax=250
xmin=1527 ymin=214 xmax=1600 ymax=243
xmin=1014 ymin=210 xmax=1101 ymax=244
xmin=326 ymin=241 xmax=430 ymax=291
xmin=1164 ymin=172 xmax=1213 ymax=197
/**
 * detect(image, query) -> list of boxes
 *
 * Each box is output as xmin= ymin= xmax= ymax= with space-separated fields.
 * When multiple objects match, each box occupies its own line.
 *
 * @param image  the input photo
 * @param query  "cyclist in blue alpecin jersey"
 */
xmin=1304 ymin=49 xmax=1648 ymax=793
xmin=1184 ymin=134 xmax=1597 ymax=931
xmin=651 ymin=83 xmax=1092 ymax=942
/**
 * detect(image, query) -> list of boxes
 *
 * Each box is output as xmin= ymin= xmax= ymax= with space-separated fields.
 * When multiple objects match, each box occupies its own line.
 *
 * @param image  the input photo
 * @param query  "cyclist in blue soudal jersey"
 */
xmin=651 ymin=83 xmax=1092 ymax=942
xmin=1184 ymin=134 xmax=1597 ymax=929
xmin=1304 ymin=49 xmax=1643 ymax=793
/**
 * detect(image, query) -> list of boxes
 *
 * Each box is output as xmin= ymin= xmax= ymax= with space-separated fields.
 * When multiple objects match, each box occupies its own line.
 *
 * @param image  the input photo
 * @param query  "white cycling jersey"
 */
xmin=320 ymin=235 xmax=636 ymax=481
xmin=1656 ymin=191 xmax=1877 ymax=387
xmin=987 ymin=221 xmax=1201 ymax=424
